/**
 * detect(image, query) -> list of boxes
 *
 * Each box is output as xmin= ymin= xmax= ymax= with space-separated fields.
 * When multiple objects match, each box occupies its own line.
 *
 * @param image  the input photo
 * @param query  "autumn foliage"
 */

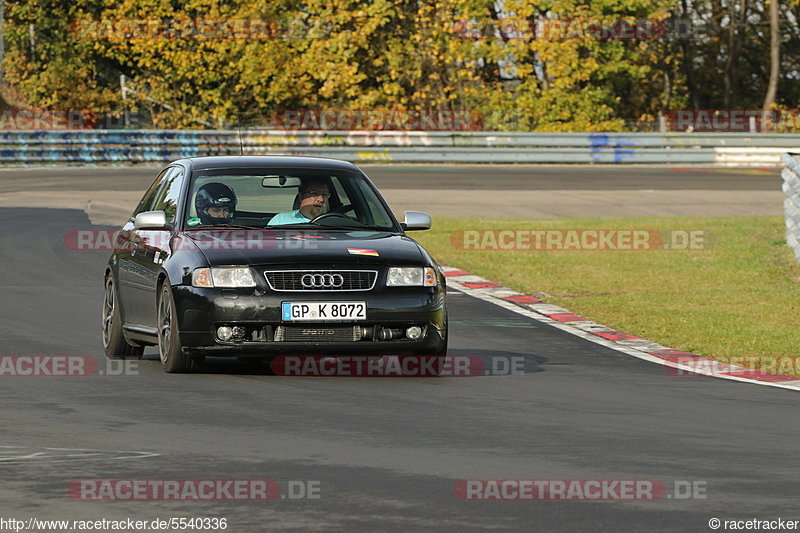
xmin=3 ymin=0 xmax=797 ymax=131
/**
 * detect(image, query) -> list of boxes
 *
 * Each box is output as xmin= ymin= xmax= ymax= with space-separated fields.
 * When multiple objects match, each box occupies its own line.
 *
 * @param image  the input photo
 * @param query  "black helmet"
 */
xmin=195 ymin=183 xmax=236 ymax=225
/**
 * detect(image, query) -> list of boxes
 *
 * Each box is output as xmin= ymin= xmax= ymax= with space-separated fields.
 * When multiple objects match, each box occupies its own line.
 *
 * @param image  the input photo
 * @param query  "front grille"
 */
xmin=275 ymin=325 xmax=363 ymax=342
xmin=264 ymin=270 xmax=377 ymax=292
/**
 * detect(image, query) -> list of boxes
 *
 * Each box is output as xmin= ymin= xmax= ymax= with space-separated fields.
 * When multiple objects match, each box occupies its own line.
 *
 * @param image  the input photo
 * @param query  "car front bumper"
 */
xmin=173 ymin=284 xmax=447 ymax=357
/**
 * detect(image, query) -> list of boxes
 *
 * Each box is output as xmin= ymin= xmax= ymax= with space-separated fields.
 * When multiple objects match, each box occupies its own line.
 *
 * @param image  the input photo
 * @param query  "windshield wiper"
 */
xmin=266 ymin=222 xmax=395 ymax=231
xmin=186 ymin=224 xmax=265 ymax=231
xmin=265 ymin=223 xmax=317 ymax=229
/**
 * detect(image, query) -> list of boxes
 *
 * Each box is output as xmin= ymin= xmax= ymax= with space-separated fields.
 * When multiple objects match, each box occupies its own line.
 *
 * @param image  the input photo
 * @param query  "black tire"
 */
xmin=102 ymin=274 xmax=144 ymax=359
xmin=157 ymin=282 xmax=195 ymax=373
xmin=416 ymin=326 xmax=447 ymax=376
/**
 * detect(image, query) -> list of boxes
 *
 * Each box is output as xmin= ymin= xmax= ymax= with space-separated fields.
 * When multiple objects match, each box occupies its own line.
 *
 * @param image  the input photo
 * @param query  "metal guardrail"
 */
xmin=781 ymin=153 xmax=800 ymax=262
xmin=0 ymin=130 xmax=797 ymax=165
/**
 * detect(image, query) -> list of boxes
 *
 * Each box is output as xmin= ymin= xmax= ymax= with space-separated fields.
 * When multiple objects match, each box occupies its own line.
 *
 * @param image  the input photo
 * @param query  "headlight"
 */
xmin=386 ymin=267 xmax=437 ymax=287
xmin=192 ymin=267 xmax=256 ymax=288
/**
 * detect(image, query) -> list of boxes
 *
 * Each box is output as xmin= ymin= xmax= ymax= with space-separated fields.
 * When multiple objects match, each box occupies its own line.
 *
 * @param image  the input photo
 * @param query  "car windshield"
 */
xmin=185 ymin=167 xmax=398 ymax=231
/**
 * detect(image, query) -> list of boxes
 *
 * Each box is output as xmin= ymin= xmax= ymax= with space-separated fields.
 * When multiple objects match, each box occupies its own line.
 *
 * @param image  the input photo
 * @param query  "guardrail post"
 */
xmin=780 ymin=153 xmax=800 ymax=262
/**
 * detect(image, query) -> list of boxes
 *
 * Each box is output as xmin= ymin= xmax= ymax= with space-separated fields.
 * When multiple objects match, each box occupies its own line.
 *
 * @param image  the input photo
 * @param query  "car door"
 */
xmin=131 ymin=166 xmax=186 ymax=328
xmin=117 ymin=167 xmax=171 ymax=326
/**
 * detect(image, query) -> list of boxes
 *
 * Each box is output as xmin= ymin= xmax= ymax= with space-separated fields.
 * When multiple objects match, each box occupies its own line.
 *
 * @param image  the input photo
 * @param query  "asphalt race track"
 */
xmin=0 ymin=164 xmax=783 ymax=222
xmin=1 ymin=166 xmax=797 ymax=532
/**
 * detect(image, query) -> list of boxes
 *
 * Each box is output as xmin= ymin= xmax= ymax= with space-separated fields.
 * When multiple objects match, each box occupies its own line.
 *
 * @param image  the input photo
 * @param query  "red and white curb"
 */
xmin=442 ymin=265 xmax=800 ymax=392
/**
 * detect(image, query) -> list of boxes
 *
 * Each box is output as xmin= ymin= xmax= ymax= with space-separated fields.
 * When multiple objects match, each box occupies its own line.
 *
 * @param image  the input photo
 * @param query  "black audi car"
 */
xmin=102 ymin=156 xmax=447 ymax=373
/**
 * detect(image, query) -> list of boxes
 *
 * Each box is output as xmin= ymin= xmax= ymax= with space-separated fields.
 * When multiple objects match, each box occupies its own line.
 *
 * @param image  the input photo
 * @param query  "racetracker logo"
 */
xmin=0 ymin=110 xmax=92 ymax=130
xmin=667 ymin=109 xmax=800 ymax=132
xmin=0 ymin=356 xmax=136 ymax=377
xmin=70 ymin=18 xmax=283 ymax=40
xmin=270 ymin=355 xmax=528 ymax=377
xmin=451 ymin=229 xmax=710 ymax=251
xmin=274 ymin=109 xmax=482 ymax=131
xmin=453 ymin=479 xmax=706 ymax=501
xmin=67 ymin=479 xmax=282 ymax=501
xmin=64 ymin=229 xmax=320 ymax=252
xmin=665 ymin=355 xmax=800 ymax=379
xmin=0 ymin=356 xmax=94 ymax=377
xmin=452 ymin=17 xmax=666 ymax=41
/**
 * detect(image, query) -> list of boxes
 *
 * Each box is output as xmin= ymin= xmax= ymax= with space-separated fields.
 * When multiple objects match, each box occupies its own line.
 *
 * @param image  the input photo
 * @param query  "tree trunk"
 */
xmin=723 ymin=0 xmax=747 ymax=108
xmin=762 ymin=0 xmax=780 ymax=129
xmin=679 ymin=0 xmax=701 ymax=108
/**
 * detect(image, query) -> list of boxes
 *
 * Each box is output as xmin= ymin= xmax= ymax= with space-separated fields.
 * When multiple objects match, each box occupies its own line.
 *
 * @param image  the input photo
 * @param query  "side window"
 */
xmin=133 ymin=167 xmax=171 ymax=217
xmin=151 ymin=167 xmax=185 ymax=222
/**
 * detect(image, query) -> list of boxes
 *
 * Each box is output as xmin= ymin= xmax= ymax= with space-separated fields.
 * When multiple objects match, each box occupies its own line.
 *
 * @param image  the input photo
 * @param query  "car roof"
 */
xmin=180 ymin=155 xmax=361 ymax=172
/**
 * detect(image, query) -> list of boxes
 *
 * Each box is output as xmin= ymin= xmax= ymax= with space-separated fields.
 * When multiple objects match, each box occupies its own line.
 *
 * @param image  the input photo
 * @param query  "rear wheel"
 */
xmin=102 ymin=274 xmax=144 ymax=359
xmin=157 ymin=282 xmax=195 ymax=373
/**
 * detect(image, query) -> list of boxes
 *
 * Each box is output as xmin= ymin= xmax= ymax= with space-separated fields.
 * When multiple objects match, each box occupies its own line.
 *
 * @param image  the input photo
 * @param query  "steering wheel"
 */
xmin=310 ymin=212 xmax=355 ymax=224
xmin=332 ymin=204 xmax=354 ymax=214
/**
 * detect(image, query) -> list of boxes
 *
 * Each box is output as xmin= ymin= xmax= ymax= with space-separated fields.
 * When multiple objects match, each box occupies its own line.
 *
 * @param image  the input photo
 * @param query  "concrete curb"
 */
xmin=442 ymin=265 xmax=800 ymax=392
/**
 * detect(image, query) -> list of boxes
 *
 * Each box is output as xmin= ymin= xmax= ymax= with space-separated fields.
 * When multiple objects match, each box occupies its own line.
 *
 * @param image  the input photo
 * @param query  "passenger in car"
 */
xmin=194 ymin=183 xmax=237 ymax=226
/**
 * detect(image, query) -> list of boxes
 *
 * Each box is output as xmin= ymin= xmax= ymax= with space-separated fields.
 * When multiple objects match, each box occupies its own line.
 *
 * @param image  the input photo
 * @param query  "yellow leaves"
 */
xmin=4 ymin=0 xmax=685 ymax=130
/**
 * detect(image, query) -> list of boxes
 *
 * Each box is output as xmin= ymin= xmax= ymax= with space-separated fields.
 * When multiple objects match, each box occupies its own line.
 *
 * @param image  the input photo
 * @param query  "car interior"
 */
xmin=187 ymin=174 xmax=354 ymax=227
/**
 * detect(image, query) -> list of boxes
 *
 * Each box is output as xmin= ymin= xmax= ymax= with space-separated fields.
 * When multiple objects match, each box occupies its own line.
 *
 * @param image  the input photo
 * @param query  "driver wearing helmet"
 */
xmin=194 ymin=183 xmax=237 ymax=226
xmin=268 ymin=179 xmax=330 ymax=226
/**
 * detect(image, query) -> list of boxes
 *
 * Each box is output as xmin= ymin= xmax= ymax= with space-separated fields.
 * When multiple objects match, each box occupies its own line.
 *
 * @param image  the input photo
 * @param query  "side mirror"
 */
xmin=134 ymin=210 xmax=169 ymax=230
xmin=401 ymin=211 xmax=432 ymax=231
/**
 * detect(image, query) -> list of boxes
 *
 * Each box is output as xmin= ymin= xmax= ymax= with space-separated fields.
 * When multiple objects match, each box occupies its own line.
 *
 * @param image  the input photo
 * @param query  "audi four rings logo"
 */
xmin=301 ymin=273 xmax=344 ymax=288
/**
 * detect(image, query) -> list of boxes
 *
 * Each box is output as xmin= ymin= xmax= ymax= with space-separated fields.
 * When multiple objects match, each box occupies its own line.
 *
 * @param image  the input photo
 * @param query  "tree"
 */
xmin=2 ymin=0 xmax=797 ymax=131
xmin=762 ymin=0 xmax=779 ymax=119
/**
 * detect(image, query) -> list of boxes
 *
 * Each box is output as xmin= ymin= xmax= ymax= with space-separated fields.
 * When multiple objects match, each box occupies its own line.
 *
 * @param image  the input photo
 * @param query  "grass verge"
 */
xmin=413 ymin=215 xmax=800 ymax=374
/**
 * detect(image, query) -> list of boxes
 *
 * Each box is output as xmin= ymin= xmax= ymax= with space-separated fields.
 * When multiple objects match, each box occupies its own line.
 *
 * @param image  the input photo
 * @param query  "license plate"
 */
xmin=282 ymin=302 xmax=367 ymax=321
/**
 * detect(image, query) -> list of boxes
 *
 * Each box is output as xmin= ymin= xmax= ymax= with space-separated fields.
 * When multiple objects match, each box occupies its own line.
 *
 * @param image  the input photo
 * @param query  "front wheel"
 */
xmin=157 ymin=282 xmax=195 ymax=373
xmin=417 ymin=326 xmax=447 ymax=376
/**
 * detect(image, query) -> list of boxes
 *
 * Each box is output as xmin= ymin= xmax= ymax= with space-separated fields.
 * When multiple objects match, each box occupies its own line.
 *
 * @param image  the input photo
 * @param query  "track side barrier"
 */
xmin=0 ymin=130 xmax=796 ymax=165
xmin=781 ymin=153 xmax=800 ymax=261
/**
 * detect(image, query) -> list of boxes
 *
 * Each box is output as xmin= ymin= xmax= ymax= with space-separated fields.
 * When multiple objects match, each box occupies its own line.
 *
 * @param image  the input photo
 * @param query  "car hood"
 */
xmin=182 ymin=229 xmax=426 ymax=267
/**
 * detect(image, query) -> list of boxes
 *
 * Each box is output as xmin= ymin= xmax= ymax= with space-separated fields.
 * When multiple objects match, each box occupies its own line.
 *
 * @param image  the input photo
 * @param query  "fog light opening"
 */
xmin=231 ymin=326 xmax=246 ymax=340
xmin=406 ymin=326 xmax=423 ymax=340
xmin=217 ymin=326 xmax=233 ymax=341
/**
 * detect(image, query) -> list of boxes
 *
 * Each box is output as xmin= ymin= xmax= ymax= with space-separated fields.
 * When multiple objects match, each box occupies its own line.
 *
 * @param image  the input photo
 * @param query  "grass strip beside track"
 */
xmin=413 ymin=216 xmax=800 ymax=375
